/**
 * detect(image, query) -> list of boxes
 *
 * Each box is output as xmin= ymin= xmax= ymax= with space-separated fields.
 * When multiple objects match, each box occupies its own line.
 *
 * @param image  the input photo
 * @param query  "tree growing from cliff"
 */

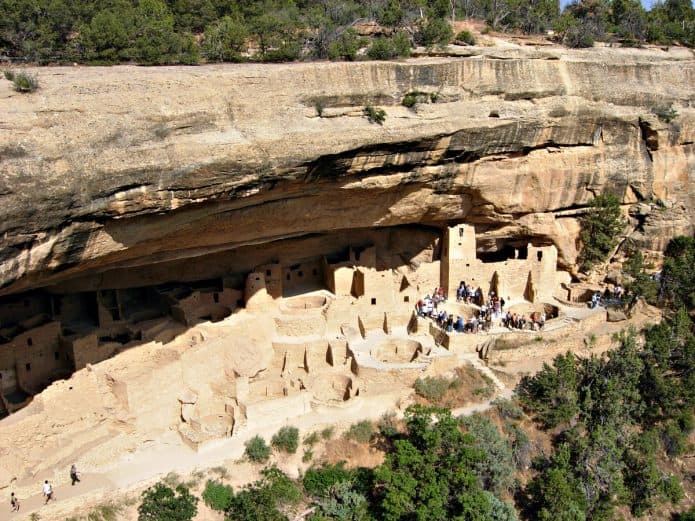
xmin=659 ymin=236 xmax=695 ymax=310
xmin=578 ymin=193 xmax=625 ymax=271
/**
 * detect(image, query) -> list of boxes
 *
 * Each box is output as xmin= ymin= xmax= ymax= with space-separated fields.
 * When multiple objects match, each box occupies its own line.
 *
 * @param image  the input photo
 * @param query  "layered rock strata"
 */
xmin=0 ymin=45 xmax=694 ymax=295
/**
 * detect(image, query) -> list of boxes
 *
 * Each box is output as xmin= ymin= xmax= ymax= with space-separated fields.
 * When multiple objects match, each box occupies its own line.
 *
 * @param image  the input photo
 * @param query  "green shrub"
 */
xmin=660 ymin=236 xmax=695 ymax=309
xmin=227 ymin=466 xmax=300 ymax=520
xmin=652 ymin=104 xmax=678 ymax=123
xmin=484 ymin=491 xmax=518 ymax=521
xmin=345 ymin=420 xmax=374 ymax=443
xmin=128 ymin=2 xmax=200 ymax=65
xmin=416 ymin=17 xmax=453 ymax=47
xmin=481 ymin=26 xmax=491 ymax=34
xmin=366 ymin=31 xmax=411 ymax=60
xmin=302 ymin=448 xmax=313 ymax=462
xmin=517 ymin=352 xmax=580 ymax=429
xmin=414 ymin=376 xmax=451 ymax=402
xmin=402 ymin=92 xmax=418 ymax=108
xmin=202 ymin=16 xmax=248 ymax=62
xmin=678 ymin=411 xmax=694 ymax=433
xmin=138 ymin=483 xmax=198 ymax=521
xmin=3 ymin=70 xmax=15 ymax=81
xmin=210 ymin=466 xmax=228 ymax=479
xmin=456 ymin=30 xmax=476 ymax=45
xmin=313 ymin=480 xmax=369 ymax=520
xmin=374 ymin=406 xmax=491 ymax=520
xmin=304 ymin=431 xmax=320 ymax=446
xmin=378 ymin=412 xmax=399 ymax=438
xmin=492 ymin=398 xmax=524 ymax=420
xmin=162 ymin=472 xmax=181 ymax=487
xmin=327 ymin=28 xmax=363 ymax=61
xmin=460 ymin=414 xmax=516 ymax=494
xmin=321 ymin=426 xmax=334 ymax=440
xmin=676 ymin=506 xmax=695 ymax=521
xmin=661 ymin=421 xmax=689 ymax=457
xmin=402 ymin=91 xmax=429 ymax=108
xmin=363 ymin=106 xmax=386 ymax=125
xmin=87 ymin=502 xmax=122 ymax=521
xmin=505 ymin=423 xmax=532 ymax=470
xmin=564 ymin=24 xmax=594 ymax=48
xmin=473 ymin=385 xmax=495 ymax=398
xmin=202 ymin=480 xmax=233 ymax=511
xmin=303 ymin=462 xmax=352 ymax=496
xmin=262 ymin=466 xmax=302 ymax=505
xmin=12 ymin=72 xmax=39 ymax=93
xmin=245 ymin=435 xmax=271 ymax=463
xmin=661 ymin=474 xmax=684 ymax=504
xmin=271 ymin=426 xmax=299 ymax=454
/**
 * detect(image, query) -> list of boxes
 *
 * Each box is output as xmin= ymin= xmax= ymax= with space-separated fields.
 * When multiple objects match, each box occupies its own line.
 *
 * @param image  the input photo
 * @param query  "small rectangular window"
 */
xmin=25 ymin=363 xmax=31 ymax=372
xmin=404 ymin=296 xmax=410 ymax=303
xmin=266 ymin=269 xmax=272 ymax=277
xmin=54 ymin=351 xmax=60 ymax=361
xmin=27 ymin=337 xmax=33 ymax=347
xmin=371 ymin=298 xmax=377 ymax=305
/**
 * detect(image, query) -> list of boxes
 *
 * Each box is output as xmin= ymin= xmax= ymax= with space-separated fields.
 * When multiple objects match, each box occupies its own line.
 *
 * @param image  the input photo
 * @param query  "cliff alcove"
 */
xmin=0 ymin=45 xmax=693 ymax=499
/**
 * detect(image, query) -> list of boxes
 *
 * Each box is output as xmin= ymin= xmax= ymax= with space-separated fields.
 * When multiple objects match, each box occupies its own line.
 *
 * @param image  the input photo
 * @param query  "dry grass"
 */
xmin=414 ymin=364 xmax=496 ymax=408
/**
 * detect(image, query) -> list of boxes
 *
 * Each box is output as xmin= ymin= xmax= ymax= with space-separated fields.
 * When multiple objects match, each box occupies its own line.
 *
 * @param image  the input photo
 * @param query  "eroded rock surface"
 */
xmin=0 ymin=46 xmax=694 ymax=294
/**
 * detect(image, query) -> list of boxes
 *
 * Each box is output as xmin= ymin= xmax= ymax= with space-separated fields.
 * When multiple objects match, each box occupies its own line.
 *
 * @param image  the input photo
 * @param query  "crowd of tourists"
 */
xmin=502 ymin=311 xmax=546 ymax=331
xmin=416 ymin=282 xmax=547 ymax=334
xmin=590 ymin=285 xmax=624 ymax=308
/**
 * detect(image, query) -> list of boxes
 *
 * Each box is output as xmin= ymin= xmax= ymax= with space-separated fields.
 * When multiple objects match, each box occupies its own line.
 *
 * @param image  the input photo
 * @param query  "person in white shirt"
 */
xmin=42 ymin=480 xmax=53 ymax=504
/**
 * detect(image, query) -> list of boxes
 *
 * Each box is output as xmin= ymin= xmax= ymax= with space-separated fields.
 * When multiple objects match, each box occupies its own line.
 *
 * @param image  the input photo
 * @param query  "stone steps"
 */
xmin=458 ymin=352 xmax=506 ymax=392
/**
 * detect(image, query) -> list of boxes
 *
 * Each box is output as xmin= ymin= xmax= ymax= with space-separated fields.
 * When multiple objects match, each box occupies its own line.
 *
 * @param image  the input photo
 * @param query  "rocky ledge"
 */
xmin=0 ymin=45 xmax=693 ymax=295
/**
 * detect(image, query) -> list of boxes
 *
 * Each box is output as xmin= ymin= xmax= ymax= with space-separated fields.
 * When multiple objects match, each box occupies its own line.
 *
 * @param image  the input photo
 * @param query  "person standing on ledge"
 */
xmin=70 ymin=464 xmax=80 ymax=486
xmin=42 ymin=480 xmax=54 ymax=504
xmin=10 ymin=492 xmax=19 ymax=512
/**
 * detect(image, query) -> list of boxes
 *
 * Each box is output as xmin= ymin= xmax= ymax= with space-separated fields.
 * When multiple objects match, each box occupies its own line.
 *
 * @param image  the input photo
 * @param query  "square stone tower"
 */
xmin=441 ymin=224 xmax=477 ymax=296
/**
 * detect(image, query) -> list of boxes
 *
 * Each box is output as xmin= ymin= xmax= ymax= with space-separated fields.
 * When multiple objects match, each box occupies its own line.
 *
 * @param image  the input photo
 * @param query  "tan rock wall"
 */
xmin=0 ymin=48 xmax=692 ymax=295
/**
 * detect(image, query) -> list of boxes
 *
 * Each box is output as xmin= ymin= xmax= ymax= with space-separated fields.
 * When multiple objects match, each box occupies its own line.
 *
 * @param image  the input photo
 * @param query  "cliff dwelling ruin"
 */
xmin=0 ymin=45 xmax=692 ymax=514
xmin=0 ymin=222 xmax=576 ymax=450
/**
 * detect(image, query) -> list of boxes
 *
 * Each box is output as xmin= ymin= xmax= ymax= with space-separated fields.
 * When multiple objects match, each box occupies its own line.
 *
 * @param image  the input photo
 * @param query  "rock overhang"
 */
xmin=0 ymin=46 xmax=693 ymax=296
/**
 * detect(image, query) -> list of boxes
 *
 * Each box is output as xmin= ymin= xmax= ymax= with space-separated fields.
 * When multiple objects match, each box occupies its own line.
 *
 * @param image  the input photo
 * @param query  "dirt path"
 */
xmin=6 ymin=473 xmax=115 ymax=520
xmin=8 ymin=372 xmax=512 ymax=521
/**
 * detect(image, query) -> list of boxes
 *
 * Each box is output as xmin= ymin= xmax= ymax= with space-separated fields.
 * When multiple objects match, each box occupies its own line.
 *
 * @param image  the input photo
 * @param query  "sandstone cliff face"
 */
xmin=0 ymin=45 xmax=693 ymax=294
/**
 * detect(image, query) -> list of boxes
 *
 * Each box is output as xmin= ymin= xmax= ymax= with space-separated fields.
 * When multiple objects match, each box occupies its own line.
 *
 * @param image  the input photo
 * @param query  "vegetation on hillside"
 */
xmin=0 ymin=0 xmax=692 ymax=65
xmin=131 ymin=236 xmax=695 ymax=520
xmin=518 ymin=316 xmax=693 ymax=518
xmin=138 ymin=482 xmax=198 ymax=521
